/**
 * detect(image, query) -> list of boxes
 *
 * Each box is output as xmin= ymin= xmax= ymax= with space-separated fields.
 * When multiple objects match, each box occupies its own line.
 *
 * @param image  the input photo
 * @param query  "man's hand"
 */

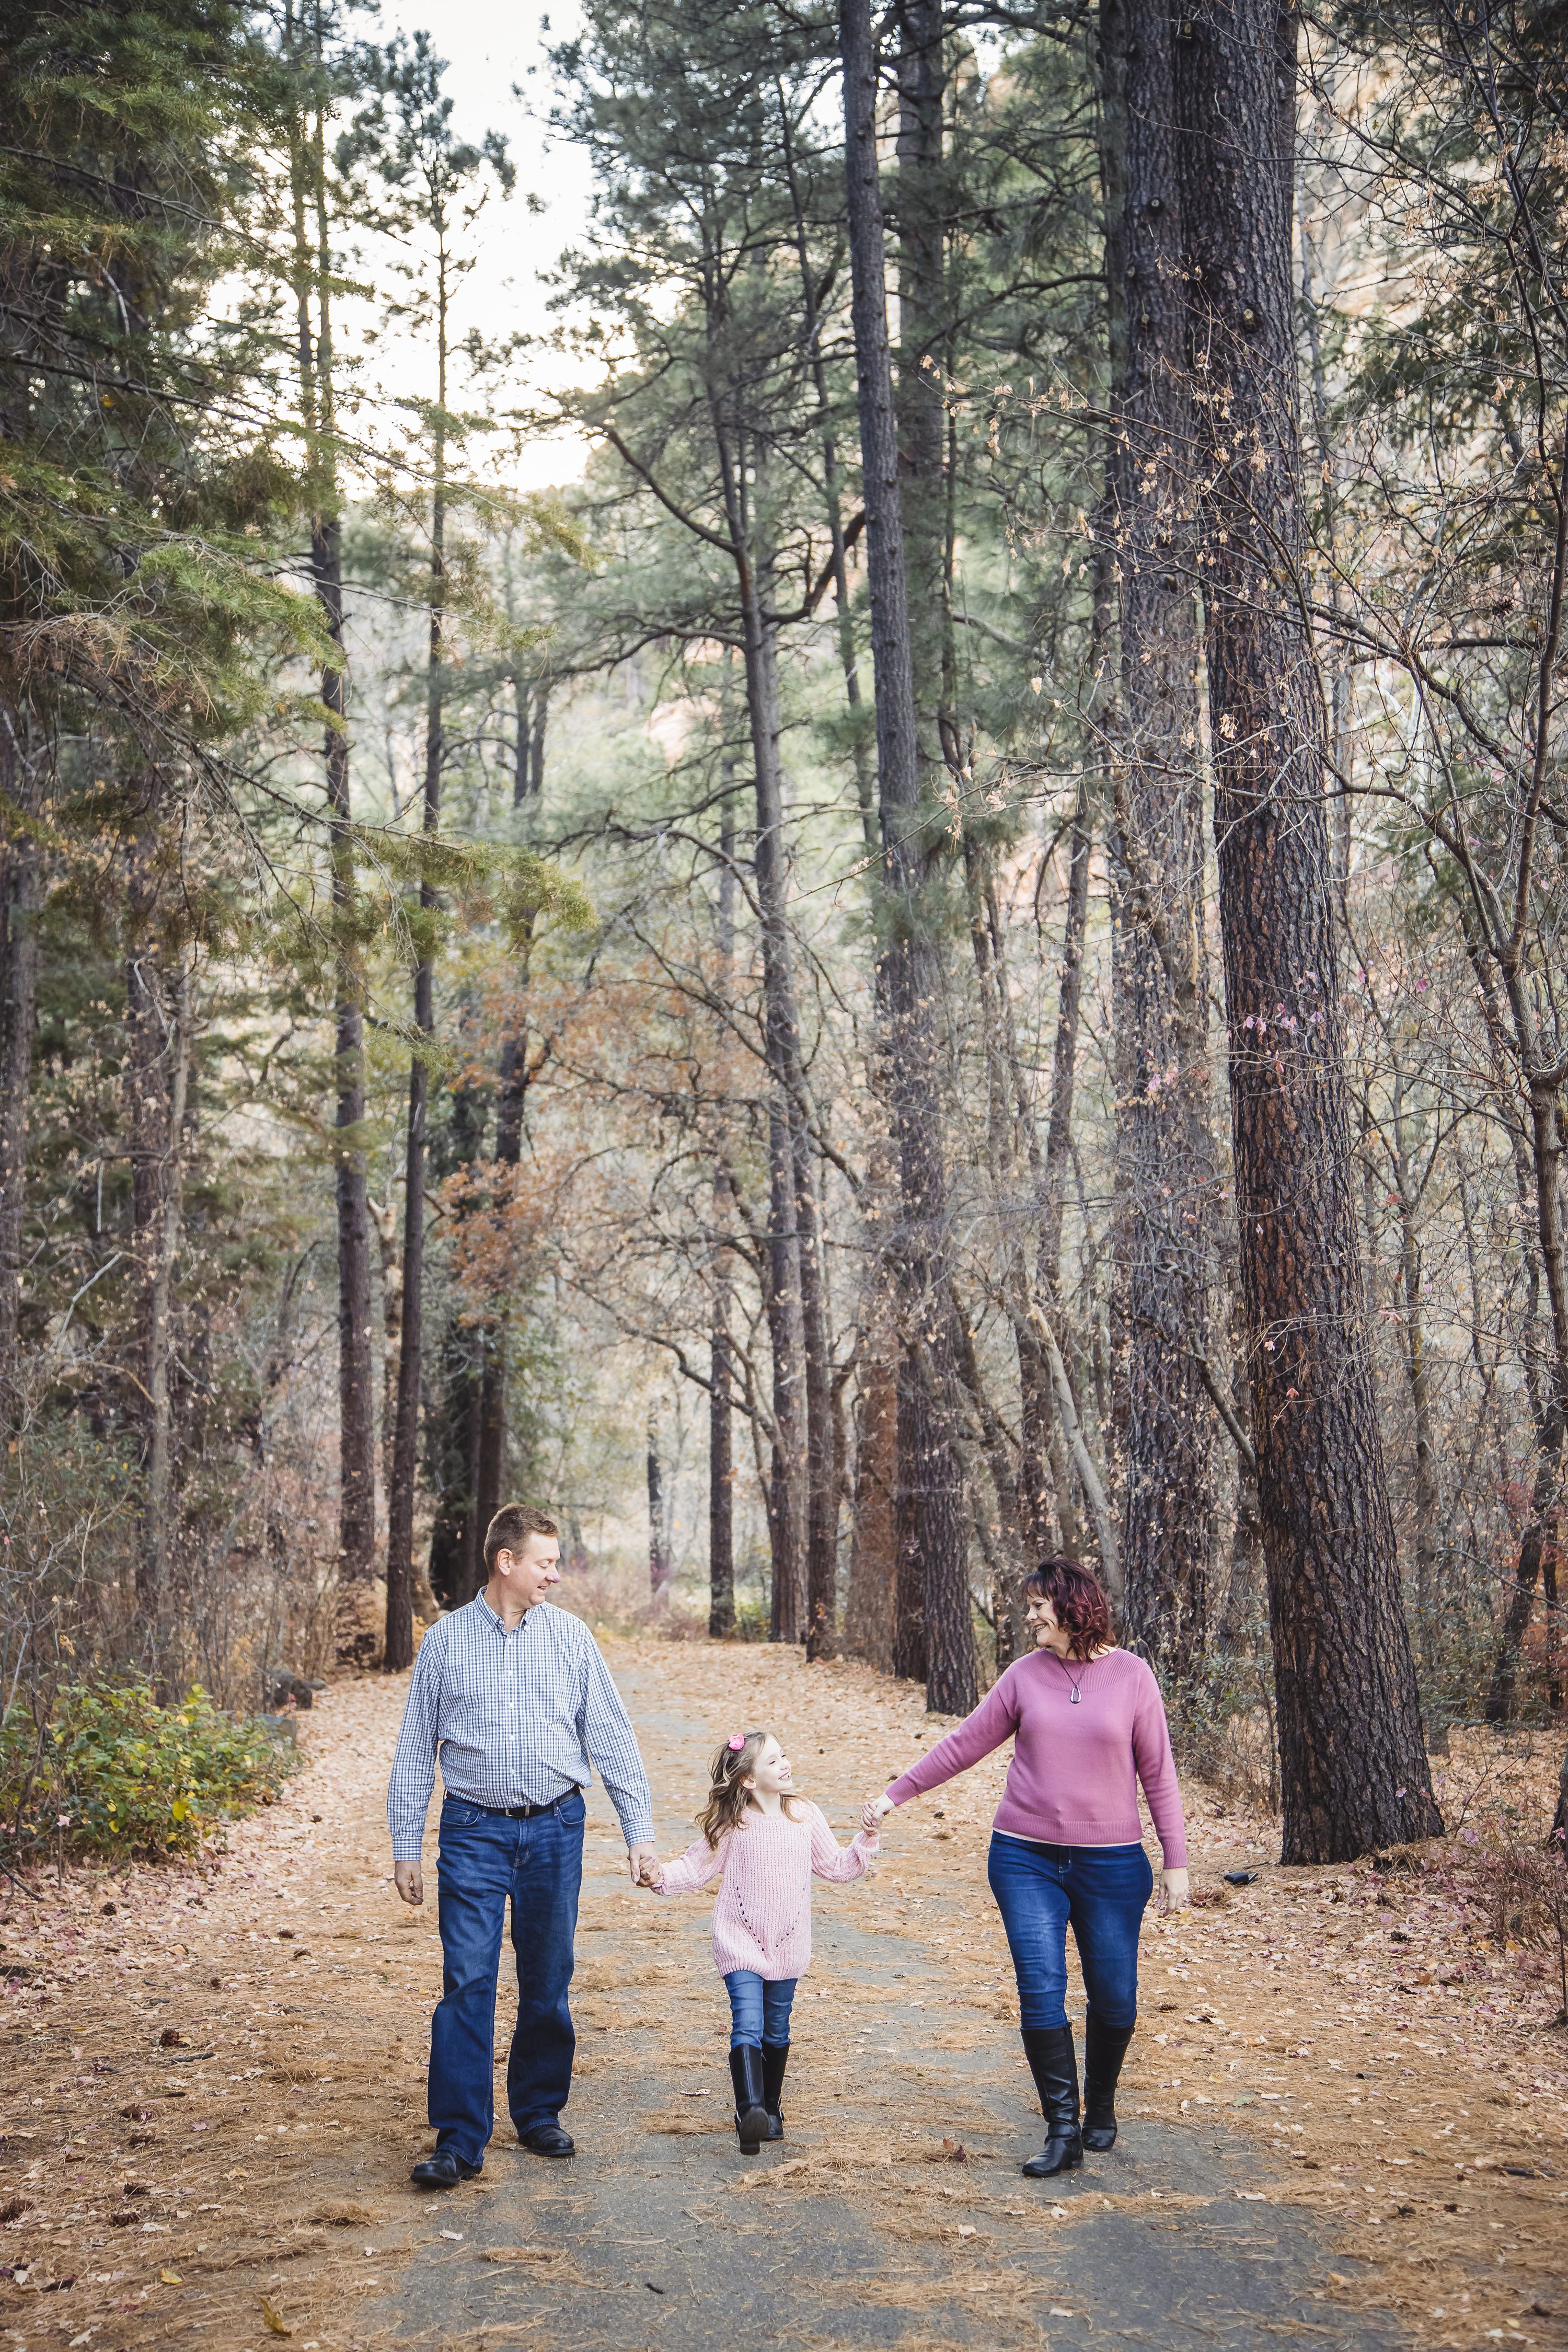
xmin=1158 ymin=1866 xmax=1190 ymax=1916
xmin=861 ymin=1793 xmax=894 ymax=1831
xmin=395 ymin=1860 xmax=424 ymax=1907
xmin=628 ymin=1841 xmax=661 ymax=1888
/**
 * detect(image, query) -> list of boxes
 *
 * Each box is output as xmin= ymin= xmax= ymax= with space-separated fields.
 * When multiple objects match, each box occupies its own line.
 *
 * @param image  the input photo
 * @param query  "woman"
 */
xmin=864 ymin=1559 xmax=1189 ymax=2176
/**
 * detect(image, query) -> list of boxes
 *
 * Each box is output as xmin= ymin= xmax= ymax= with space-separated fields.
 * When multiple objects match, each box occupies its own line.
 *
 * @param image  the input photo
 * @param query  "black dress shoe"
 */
xmin=410 ymin=2148 xmax=481 ymax=2188
xmin=516 ymin=2122 xmax=575 ymax=2158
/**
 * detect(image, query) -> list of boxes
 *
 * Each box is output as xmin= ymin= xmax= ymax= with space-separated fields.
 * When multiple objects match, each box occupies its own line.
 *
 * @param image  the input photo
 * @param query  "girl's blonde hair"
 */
xmin=696 ymin=1728 xmax=804 ymax=1848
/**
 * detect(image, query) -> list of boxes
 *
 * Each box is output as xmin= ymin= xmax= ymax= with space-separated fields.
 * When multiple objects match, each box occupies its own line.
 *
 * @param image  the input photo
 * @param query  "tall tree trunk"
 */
xmin=1462 ymin=917 xmax=1565 ymax=1723
xmin=385 ymin=280 xmax=449 ymax=1671
xmin=1027 ymin=781 xmax=1093 ymax=1563
xmin=1103 ymin=0 xmax=1217 ymax=1680
xmin=841 ymin=0 xmax=976 ymax=1714
xmin=709 ymin=1162 xmax=736 ymax=1640
xmin=287 ymin=34 xmax=377 ymax=1646
xmin=709 ymin=787 xmax=737 ymax=1640
xmin=1174 ymin=0 xmax=1439 ymax=1860
xmin=708 ymin=423 xmax=826 ymax=1648
xmin=0 ymin=722 xmax=40 ymax=1422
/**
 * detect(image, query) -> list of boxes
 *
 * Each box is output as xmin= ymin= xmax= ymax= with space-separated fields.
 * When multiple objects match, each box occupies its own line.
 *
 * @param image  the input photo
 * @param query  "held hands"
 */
xmin=628 ymin=1842 xmax=663 ymax=1890
xmin=861 ymin=1792 xmax=894 ymax=1833
xmin=1158 ymin=1866 xmax=1190 ymax=1916
xmin=394 ymin=1860 xmax=424 ymax=1907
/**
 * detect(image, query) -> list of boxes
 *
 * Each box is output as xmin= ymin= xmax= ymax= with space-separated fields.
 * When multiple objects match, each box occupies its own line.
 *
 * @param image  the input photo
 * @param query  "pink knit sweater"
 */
xmin=885 ymin=1646 xmax=1187 ymax=1866
xmin=656 ymin=1802 xmax=879 ymax=1980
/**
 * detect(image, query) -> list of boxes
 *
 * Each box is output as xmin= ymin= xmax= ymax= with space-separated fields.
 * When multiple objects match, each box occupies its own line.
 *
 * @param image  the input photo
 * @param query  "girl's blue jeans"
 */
xmin=723 ymin=1969 xmax=797 ymax=2049
xmin=986 ymin=1834 xmax=1154 ymax=2033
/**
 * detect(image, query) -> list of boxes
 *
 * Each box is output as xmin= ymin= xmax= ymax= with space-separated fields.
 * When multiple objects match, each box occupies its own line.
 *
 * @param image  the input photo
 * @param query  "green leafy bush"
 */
xmin=0 ymin=1684 xmax=297 ymax=1863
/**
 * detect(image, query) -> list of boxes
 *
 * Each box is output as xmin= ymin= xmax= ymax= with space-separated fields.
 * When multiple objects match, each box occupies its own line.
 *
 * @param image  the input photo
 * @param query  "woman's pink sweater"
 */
xmin=656 ymin=1802 xmax=878 ymax=1980
xmin=884 ymin=1646 xmax=1187 ymax=1866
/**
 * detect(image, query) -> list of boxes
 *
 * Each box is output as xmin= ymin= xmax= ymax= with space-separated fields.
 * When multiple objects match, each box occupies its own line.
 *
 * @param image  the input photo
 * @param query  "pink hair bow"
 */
xmin=726 ymin=1733 xmax=746 ymax=1752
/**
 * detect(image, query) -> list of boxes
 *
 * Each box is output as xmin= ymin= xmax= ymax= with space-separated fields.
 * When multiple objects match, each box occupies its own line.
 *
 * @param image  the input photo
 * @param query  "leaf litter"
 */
xmin=0 ymin=1641 xmax=1562 ymax=2350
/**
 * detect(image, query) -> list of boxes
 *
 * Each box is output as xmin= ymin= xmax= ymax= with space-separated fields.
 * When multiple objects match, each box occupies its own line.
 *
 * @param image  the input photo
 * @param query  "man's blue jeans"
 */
xmin=430 ymin=1792 xmax=585 ymax=2165
xmin=986 ymin=1834 xmax=1153 ymax=2033
xmin=722 ymin=1970 xmax=797 ymax=2050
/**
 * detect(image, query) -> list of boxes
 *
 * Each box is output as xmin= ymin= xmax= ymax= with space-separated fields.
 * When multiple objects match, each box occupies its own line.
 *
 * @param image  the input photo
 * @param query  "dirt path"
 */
xmin=2 ymin=1635 xmax=1565 ymax=2352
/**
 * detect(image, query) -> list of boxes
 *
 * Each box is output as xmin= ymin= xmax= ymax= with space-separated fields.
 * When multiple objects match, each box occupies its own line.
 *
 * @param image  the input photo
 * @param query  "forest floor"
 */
xmin=2 ymin=1636 xmax=1566 ymax=2352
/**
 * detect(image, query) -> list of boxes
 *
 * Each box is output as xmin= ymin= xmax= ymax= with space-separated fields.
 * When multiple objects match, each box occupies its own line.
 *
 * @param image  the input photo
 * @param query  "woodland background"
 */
xmin=3 ymin=0 xmax=1567 ymax=1872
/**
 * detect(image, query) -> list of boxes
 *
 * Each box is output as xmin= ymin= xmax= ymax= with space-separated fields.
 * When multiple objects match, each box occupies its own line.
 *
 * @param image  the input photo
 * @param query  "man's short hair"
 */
xmin=483 ymin=1503 xmax=560 ymax=1573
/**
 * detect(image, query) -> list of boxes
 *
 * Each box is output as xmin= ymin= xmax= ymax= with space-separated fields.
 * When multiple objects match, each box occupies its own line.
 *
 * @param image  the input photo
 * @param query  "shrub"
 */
xmin=0 ymin=1682 xmax=297 ymax=1865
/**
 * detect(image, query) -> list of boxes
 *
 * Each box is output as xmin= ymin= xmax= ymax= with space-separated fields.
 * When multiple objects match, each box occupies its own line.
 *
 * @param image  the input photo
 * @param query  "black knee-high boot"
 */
xmin=1081 ymin=2014 xmax=1136 ymax=2152
xmin=1019 ymin=2025 xmax=1083 ymax=2177
xmin=729 ymin=2045 xmax=770 ymax=2156
xmin=761 ymin=2042 xmax=789 ymax=2140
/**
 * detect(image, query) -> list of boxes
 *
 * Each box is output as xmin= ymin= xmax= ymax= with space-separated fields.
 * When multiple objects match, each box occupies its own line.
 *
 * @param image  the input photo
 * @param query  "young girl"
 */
xmin=642 ymin=1728 xmax=879 ymax=2154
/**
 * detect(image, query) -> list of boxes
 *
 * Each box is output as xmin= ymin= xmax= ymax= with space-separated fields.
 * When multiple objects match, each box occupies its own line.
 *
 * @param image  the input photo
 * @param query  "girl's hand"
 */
xmin=861 ymin=1793 xmax=894 ymax=1831
xmin=633 ymin=1852 xmax=664 ymax=1890
xmin=1158 ymin=1866 xmax=1190 ymax=1916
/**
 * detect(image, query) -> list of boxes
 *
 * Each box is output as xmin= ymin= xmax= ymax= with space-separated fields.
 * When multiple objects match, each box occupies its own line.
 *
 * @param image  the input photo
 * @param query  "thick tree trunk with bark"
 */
xmin=1174 ymin=0 xmax=1438 ymax=1860
xmin=1103 ymin=0 xmax=1217 ymax=1680
xmin=841 ymin=0 xmax=976 ymax=1714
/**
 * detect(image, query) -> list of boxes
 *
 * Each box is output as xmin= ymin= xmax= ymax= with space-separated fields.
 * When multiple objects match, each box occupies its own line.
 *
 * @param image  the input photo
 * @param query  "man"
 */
xmin=387 ymin=1502 xmax=658 ymax=2187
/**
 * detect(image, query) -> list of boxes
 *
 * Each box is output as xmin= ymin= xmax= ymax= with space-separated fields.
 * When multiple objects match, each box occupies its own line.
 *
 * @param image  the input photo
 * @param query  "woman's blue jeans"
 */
xmin=723 ymin=1970 xmax=797 ymax=2050
xmin=986 ymin=1835 xmax=1153 ymax=2033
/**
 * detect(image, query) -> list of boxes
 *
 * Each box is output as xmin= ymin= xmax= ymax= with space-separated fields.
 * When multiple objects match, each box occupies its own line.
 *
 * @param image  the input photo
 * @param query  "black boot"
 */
xmin=1081 ymin=2015 xmax=1136 ymax=2152
xmin=1019 ymin=2025 xmax=1083 ymax=2177
xmin=761 ymin=2042 xmax=789 ymax=2141
xmin=729 ymin=2045 xmax=770 ymax=2156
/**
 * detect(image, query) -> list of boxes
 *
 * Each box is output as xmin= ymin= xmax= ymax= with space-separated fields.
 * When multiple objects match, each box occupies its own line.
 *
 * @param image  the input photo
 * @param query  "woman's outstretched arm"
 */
xmin=880 ymin=1673 xmax=1023 ymax=1808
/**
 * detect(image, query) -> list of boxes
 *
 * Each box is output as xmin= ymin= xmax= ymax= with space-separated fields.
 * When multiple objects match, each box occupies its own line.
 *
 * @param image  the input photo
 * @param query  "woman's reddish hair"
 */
xmin=1024 ymin=1558 xmax=1112 ymax=1661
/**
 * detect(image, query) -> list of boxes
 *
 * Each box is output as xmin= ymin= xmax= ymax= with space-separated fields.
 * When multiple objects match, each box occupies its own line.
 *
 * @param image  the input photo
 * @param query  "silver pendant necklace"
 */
xmin=1056 ymin=1655 xmax=1087 ymax=1704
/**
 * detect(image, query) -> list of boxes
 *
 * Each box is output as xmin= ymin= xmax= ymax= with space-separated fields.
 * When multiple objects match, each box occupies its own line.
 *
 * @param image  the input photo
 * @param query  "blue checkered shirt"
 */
xmin=386 ymin=1595 xmax=654 ymax=1860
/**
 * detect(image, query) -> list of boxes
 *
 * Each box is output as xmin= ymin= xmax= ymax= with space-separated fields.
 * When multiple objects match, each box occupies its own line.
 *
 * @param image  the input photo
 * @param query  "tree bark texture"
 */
xmin=1104 ymin=0 xmax=1217 ymax=1679
xmin=1174 ymin=0 xmax=1438 ymax=1860
xmin=841 ymin=0 xmax=976 ymax=1713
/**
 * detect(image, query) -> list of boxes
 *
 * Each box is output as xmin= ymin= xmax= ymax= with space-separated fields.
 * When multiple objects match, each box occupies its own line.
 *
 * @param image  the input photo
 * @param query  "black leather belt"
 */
xmin=481 ymin=1796 xmax=567 ymax=1820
